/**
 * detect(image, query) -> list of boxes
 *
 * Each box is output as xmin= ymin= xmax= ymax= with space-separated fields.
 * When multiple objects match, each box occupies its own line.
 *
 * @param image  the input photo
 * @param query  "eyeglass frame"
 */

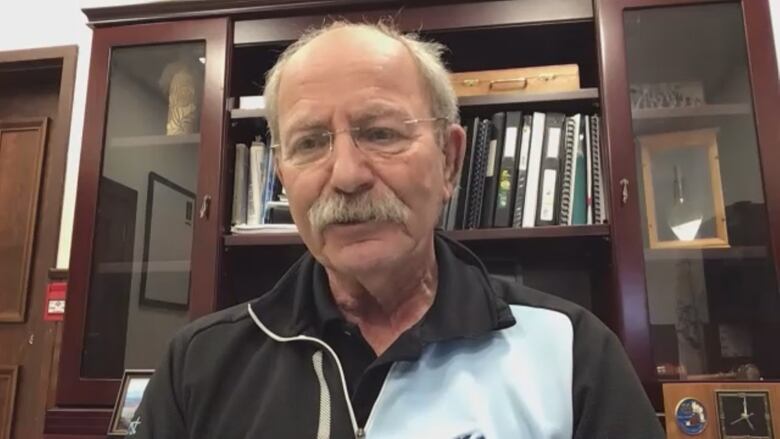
xmin=270 ymin=116 xmax=450 ymax=166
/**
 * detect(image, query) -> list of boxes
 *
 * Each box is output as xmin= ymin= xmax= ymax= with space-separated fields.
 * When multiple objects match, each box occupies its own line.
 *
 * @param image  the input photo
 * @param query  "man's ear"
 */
xmin=442 ymin=123 xmax=467 ymax=201
xmin=274 ymin=153 xmax=285 ymax=187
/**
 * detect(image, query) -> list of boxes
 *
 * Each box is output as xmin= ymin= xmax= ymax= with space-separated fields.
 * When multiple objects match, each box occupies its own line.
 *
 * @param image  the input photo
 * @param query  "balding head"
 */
xmin=263 ymin=21 xmax=459 ymax=147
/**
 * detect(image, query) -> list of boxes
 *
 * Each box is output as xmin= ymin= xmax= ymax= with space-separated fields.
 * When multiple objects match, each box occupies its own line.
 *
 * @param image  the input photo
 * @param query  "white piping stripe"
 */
xmin=247 ymin=303 xmax=360 ymax=436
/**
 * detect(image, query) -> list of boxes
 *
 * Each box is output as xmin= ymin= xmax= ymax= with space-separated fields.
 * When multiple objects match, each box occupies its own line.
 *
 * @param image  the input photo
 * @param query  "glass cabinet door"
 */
xmin=59 ymin=18 xmax=227 ymax=407
xmin=619 ymin=3 xmax=780 ymax=381
xmin=81 ymin=43 xmax=204 ymax=378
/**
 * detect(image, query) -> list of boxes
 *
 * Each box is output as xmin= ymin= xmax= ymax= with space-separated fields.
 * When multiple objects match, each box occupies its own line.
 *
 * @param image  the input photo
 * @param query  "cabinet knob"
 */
xmin=620 ymin=178 xmax=629 ymax=205
xmin=199 ymin=195 xmax=212 ymax=219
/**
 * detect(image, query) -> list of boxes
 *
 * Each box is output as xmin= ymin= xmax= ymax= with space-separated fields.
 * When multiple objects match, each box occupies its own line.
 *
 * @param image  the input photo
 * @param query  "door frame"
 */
xmin=0 ymin=45 xmax=78 ymax=437
xmin=595 ymin=0 xmax=780 ymax=407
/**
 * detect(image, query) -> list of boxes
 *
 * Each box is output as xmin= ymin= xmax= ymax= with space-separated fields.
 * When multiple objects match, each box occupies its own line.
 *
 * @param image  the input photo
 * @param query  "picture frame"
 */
xmin=139 ymin=172 xmax=195 ymax=309
xmin=108 ymin=369 xmax=154 ymax=436
xmin=638 ymin=128 xmax=729 ymax=250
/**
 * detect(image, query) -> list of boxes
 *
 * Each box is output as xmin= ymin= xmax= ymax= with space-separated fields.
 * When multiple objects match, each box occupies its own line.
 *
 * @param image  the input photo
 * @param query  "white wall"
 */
xmin=0 ymin=1 xmax=779 ymax=270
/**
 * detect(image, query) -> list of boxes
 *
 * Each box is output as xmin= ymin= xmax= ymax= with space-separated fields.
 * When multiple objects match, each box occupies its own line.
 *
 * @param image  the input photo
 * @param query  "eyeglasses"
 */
xmin=273 ymin=117 xmax=448 ymax=167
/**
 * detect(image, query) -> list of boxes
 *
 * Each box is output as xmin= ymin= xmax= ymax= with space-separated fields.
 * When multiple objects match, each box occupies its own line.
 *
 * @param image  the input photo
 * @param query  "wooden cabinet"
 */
xmin=46 ymin=0 xmax=779 ymax=435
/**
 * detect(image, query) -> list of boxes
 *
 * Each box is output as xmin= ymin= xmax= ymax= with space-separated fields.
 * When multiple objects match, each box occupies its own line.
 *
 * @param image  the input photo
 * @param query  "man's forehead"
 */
xmin=287 ymin=26 xmax=408 ymax=70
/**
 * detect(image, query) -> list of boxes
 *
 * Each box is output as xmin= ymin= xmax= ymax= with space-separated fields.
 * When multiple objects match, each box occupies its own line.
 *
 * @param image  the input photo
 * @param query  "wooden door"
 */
xmin=0 ymin=119 xmax=48 ymax=439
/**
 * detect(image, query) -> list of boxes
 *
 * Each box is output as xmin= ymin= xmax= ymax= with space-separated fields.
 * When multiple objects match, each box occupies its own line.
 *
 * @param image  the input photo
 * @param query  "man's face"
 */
xmin=275 ymin=28 xmax=465 ymax=276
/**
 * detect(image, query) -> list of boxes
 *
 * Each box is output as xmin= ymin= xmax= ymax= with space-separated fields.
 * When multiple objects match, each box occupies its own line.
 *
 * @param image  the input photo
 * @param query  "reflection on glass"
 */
xmin=81 ymin=43 xmax=204 ymax=379
xmin=625 ymin=4 xmax=780 ymax=381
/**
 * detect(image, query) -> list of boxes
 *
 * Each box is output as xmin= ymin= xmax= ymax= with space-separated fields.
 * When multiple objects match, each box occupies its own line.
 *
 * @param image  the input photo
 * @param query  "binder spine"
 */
xmin=558 ymin=116 xmax=577 ymax=225
xmin=512 ymin=117 xmax=532 ymax=228
xmin=590 ymin=115 xmax=604 ymax=224
xmin=465 ymin=120 xmax=491 ymax=229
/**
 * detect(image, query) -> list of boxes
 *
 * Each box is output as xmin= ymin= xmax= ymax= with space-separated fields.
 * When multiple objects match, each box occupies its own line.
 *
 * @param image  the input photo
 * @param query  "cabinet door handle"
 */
xmin=620 ymin=178 xmax=629 ymax=205
xmin=199 ymin=195 xmax=212 ymax=219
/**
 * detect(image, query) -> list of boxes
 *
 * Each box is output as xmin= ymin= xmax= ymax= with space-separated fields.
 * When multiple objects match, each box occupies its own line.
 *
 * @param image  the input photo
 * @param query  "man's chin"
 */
xmin=319 ymin=222 xmax=408 ymax=271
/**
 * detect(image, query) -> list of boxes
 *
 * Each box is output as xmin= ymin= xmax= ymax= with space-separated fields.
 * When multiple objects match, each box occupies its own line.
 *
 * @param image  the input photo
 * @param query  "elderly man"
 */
xmin=130 ymin=22 xmax=664 ymax=439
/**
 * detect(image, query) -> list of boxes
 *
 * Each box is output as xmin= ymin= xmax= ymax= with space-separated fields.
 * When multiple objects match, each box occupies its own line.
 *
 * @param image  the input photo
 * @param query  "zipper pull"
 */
xmin=356 ymin=427 xmax=366 ymax=438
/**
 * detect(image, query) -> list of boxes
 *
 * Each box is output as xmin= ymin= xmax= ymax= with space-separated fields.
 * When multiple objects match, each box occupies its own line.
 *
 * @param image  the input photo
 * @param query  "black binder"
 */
xmin=457 ymin=117 xmax=480 ymax=229
xmin=493 ymin=111 xmax=522 ymax=228
xmin=480 ymin=112 xmax=505 ymax=228
xmin=465 ymin=119 xmax=491 ymax=229
xmin=535 ymin=112 xmax=566 ymax=226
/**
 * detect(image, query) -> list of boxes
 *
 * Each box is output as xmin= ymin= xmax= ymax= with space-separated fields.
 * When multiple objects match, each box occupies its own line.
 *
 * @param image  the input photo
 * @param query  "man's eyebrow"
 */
xmin=286 ymin=118 xmax=329 ymax=134
xmin=350 ymin=106 xmax=410 ymax=123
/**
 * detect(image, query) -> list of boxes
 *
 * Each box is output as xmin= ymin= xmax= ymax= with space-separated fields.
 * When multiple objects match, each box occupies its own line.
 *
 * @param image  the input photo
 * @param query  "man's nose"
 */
xmin=328 ymin=131 xmax=375 ymax=194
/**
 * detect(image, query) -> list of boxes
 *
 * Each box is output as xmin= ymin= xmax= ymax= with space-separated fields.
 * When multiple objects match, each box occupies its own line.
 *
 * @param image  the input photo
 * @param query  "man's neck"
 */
xmin=325 ymin=241 xmax=438 ymax=355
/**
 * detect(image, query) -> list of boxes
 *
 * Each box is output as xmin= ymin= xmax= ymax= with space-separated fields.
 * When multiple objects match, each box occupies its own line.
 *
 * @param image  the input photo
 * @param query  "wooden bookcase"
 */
xmin=46 ymin=0 xmax=780 ymax=436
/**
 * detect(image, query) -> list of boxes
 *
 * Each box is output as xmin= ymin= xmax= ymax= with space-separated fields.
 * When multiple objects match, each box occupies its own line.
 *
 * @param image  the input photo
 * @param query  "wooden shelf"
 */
xmin=231 ymin=107 xmax=266 ymax=119
xmin=224 ymin=224 xmax=610 ymax=247
xmin=458 ymin=87 xmax=599 ymax=108
xmin=109 ymin=133 xmax=200 ymax=148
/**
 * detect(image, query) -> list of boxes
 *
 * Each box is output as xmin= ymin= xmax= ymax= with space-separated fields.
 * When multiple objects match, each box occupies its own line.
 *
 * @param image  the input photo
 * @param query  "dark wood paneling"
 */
xmin=234 ymin=0 xmax=593 ymax=45
xmin=0 ymin=366 xmax=19 ymax=439
xmin=83 ymin=0 xmax=592 ymax=28
xmin=59 ymin=18 xmax=229 ymax=407
xmin=44 ymin=408 xmax=111 ymax=436
xmin=0 ymin=119 xmax=47 ymax=322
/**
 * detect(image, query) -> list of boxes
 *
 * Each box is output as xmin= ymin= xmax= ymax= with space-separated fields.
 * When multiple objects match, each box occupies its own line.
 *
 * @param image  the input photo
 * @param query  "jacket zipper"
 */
xmin=247 ymin=304 xmax=361 ymax=438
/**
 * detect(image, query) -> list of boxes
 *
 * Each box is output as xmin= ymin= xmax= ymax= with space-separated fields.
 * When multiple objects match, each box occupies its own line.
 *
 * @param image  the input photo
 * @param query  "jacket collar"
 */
xmin=248 ymin=232 xmax=516 ymax=343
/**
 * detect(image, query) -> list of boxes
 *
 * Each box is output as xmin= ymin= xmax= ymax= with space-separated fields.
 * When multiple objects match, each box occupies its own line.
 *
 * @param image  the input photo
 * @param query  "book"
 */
xmin=558 ymin=115 xmax=580 ymax=225
xmin=465 ymin=119 xmax=492 ymax=229
xmin=493 ymin=111 xmax=522 ymax=228
xmin=571 ymin=117 xmax=588 ymax=225
xmin=247 ymin=140 xmax=267 ymax=225
xmin=261 ymin=143 xmax=276 ymax=223
xmin=590 ymin=115 xmax=607 ymax=224
xmin=536 ymin=112 xmax=566 ymax=226
xmin=481 ymin=112 xmax=505 ymax=228
xmin=521 ymin=112 xmax=547 ymax=228
xmin=511 ymin=115 xmax=533 ymax=228
xmin=231 ymin=143 xmax=249 ymax=226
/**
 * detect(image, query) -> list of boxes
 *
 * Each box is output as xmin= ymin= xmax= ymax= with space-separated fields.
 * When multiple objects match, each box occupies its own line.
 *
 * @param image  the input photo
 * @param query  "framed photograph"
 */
xmin=108 ymin=369 xmax=154 ymax=436
xmin=638 ymin=128 xmax=729 ymax=250
xmin=140 ymin=172 xmax=195 ymax=309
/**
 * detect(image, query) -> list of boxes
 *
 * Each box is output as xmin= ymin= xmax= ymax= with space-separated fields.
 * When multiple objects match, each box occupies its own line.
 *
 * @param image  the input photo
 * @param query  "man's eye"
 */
xmin=361 ymin=127 xmax=402 ymax=144
xmin=292 ymin=134 xmax=329 ymax=153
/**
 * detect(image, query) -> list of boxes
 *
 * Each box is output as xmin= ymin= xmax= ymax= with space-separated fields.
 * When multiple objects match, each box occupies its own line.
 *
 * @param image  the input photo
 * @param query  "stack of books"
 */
xmin=231 ymin=138 xmax=296 ymax=233
xmin=441 ymin=112 xmax=607 ymax=230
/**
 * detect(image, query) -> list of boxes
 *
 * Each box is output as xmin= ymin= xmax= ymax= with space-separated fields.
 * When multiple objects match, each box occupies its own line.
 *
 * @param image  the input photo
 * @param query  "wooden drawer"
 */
xmin=450 ymin=64 xmax=580 ymax=97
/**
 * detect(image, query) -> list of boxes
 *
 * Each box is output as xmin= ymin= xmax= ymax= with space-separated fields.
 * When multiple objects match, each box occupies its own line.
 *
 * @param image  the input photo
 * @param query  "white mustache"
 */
xmin=308 ymin=191 xmax=410 ymax=232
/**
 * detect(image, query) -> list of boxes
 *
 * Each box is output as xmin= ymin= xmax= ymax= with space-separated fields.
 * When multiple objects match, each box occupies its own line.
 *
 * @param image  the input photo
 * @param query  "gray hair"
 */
xmin=263 ymin=20 xmax=459 ymax=146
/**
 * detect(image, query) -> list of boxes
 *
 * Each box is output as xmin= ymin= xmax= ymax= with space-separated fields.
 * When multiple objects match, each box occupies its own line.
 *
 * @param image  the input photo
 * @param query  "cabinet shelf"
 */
xmin=109 ymin=133 xmax=200 ymax=148
xmin=223 ymin=224 xmax=610 ymax=247
xmin=644 ymin=245 xmax=767 ymax=261
xmin=228 ymin=88 xmax=601 ymax=120
xmin=632 ymin=103 xmax=752 ymax=134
